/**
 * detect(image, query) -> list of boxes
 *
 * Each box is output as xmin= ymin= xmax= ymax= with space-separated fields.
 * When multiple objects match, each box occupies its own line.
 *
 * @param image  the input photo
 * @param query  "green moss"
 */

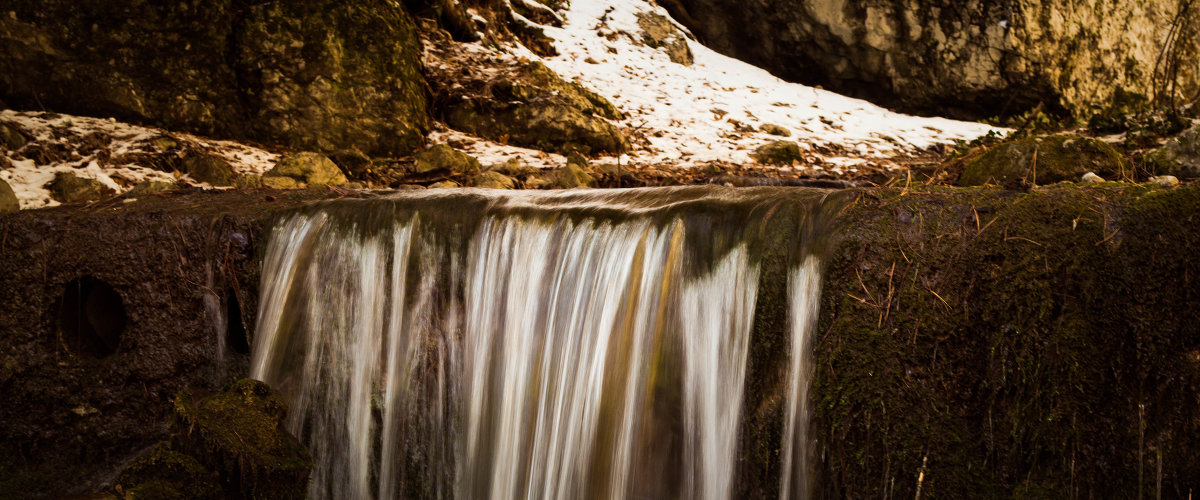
xmin=172 ymin=379 xmax=312 ymax=500
xmin=113 ymin=443 xmax=222 ymax=500
xmin=960 ymin=135 xmax=1126 ymax=187
xmin=808 ymin=185 xmax=1200 ymax=497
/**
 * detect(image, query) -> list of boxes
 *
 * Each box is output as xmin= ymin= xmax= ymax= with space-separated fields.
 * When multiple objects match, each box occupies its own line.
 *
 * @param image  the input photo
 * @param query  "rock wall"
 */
xmin=662 ymin=0 xmax=1199 ymax=119
xmin=0 ymin=0 xmax=429 ymax=157
xmin=2 ymin=186 xmax=1197 ymax=497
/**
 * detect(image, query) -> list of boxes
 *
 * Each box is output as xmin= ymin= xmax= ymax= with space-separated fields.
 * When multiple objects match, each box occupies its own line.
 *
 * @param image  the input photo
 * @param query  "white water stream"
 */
xmin=249 ymin=189 xmax=831 ymax=499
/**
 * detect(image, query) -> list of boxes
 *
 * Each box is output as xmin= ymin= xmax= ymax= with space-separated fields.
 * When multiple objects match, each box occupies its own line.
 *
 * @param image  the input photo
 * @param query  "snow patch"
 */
xmin=0 ymin=110 xmax=279 ymax=209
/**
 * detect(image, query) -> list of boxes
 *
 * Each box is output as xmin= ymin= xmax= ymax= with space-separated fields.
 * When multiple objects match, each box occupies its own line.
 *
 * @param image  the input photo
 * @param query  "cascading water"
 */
xmin=249 ymin=187 xmax=838 ymax=499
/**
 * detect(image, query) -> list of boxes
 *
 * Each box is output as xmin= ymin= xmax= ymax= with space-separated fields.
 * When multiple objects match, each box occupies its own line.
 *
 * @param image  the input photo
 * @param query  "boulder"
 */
xmin=0 ymin=0 xmax=428 ymax=156
xmin=661 ymin=0 xmax=1199 ymax=119
xmin=183 ymin=155 xmax=236 ymax=187
xmin=1144 ymin=125 xmax=1200 ymax=179
xmin=445 ymin=62 xmax=629 ymax=155
xmin=413 ymin=145 xmax=482 ymax=176
xmin=472 ymin=171 xmax=517 ymax=189
xmin=636 ymin=12 xmax=693 ymax=65
xmin=47 ymin=172 xmax=114 ymax=203
xmin=0 ymin=178 xmax=17 ymax=214
xmin=753 ymin=140 xmax=804 ymax=165
xmin=0 ymin=122 xmax=27 ymax=151
xmin=264 ymin=153 xmax=347 ymax=188
xmin=554 ymin=163 xmax=597 ymax=188
xmin=959 ymin=135 xmax=1125 ymax=188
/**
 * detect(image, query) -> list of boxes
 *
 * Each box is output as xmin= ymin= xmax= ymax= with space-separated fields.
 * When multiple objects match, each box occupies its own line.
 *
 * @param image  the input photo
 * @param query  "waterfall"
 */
xmin=249 ymin=187 xmax=835 ymax=499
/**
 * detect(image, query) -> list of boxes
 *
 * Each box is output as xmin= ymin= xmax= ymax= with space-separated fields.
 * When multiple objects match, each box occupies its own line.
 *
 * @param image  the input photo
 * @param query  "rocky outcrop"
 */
xmin=0 ymin=0 xmax=428 ymax=156
xmin=662 ymin=0 xmax=1200 ymax=119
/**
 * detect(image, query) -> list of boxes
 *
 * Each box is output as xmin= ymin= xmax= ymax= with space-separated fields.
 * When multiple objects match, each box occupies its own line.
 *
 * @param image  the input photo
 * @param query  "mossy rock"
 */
xmin=412 ymin=144 xmax=482 ymax=176
xmin=760 ymin=124 xmax=791 ymax=137
xmin=960 ymin=135 xmax=1126 ymax=187
xmin=0 ymin=178 xmax=17 ymax=215
xmin=112 ymin=443 xmax=222 ymax=500
xmin=553 ymin=163 xmax=596 ymax=188
xmin=171 ymin=379 xmax=311 ymax=500
xmin=753 ymin=140 xmax=804 ymax=165
xmin=264 ymin=153 xmax=347 ymax=188
xmin=0 ymin=122 xmax=28 ymax=151
xmin=183 ymin=155 xmax=235 ymax=187
xmin=47 ymin=172 xmax=114 ymax=203
xmin=444 ymin=62 xmax=628 ymax=155
xmin=1144 ymin=125 xmax=1200 ymax=179
xmin=636 ymin=12 xmax=693 ymax=65
xmin=0 ymin=0 xmax=427 ymax=156
xmin=517 ymin=62 xmax=623 ymax=121
xmin=126 ymin=180 xmax=177 ymax=197
xmin=472 ymin=171 xmax=516 ymax=189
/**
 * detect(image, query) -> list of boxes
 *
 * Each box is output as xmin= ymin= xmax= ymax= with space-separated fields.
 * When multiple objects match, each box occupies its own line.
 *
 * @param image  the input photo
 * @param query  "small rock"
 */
xmin=0 ymin=122 xmax=28 ymax=151
xmin=429 ymin=180 xmax=461 ymax=189
xmin=183 ymin=155 xmax=236 ymax=187
xmin=554 ymin=163 xmax=597 ymax=188
xmin=264 ymin=153 xmax=347 ymax=188
xmin=1081 ymin=172 xmax=1105 ymax=183
xmin=0 ymin=178 xmax=18 ymax=215
xmin=525 ymin=174 xmax=554 ymax=189
xmin=567 ymin=151 xmax=589 ymax=169
xmin=760 ymin=124 xmax=791 ymax=137
xmin=262 ymin=176 xmax=301 ymax=189
xmin=329 ymin=149 xmax=373 ymax=180
xmin=1150 ymin=175 xmax=1180 ymax=188
xmin=412 ymin=144 xmax=482 ymax=176
xmin=1144 ymin=125 xmax=1200 ymax=179
xmin=492 ymin=158 xmax=538 ymax=178
xmin=235 ymin=174 xmax=265 ymax=189
xmin=47 ymin=172 xmax=114 ymax=203
xmin=126 ymin=180 xmax=177 ymax=197
xmin=753 ymin=140 xmax=805 ymax=165
xmin=150 ymin=136 xmax=179 ymax=153
xmin=472 ymin=171 xmax=516 ymax=189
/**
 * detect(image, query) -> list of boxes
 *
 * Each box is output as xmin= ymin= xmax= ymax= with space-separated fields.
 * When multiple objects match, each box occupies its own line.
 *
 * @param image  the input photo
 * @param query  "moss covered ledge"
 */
xmin=814 ymin=185 xmax=1200 ymax=497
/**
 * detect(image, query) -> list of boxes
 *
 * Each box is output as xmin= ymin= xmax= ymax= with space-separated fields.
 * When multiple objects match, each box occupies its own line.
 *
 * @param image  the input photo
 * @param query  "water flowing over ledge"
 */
xmin=249 ymin=187 xmax=840 ymax=499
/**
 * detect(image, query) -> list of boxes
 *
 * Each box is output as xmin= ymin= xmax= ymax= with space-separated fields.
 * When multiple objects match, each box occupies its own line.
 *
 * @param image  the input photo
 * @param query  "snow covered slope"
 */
xmin=449 ymin=0 xmax=1004 ymax=173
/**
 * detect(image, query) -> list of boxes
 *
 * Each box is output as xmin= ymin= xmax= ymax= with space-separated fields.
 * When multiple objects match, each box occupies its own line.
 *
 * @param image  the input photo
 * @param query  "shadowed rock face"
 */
xmin=0 ymin=0 xmax=429 ymax=156
xmin=662 ymin=0 xmax=1199 ymax=120
xmin=1 ymin=186 xmax=1197 ymax=498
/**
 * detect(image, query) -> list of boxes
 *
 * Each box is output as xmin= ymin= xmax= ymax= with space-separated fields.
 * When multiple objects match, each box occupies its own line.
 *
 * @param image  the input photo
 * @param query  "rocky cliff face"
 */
xmin=662 ymin=0 xmax=1199 ymax=119
xmin=0 ymin=0 xmax=428 ymax=156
